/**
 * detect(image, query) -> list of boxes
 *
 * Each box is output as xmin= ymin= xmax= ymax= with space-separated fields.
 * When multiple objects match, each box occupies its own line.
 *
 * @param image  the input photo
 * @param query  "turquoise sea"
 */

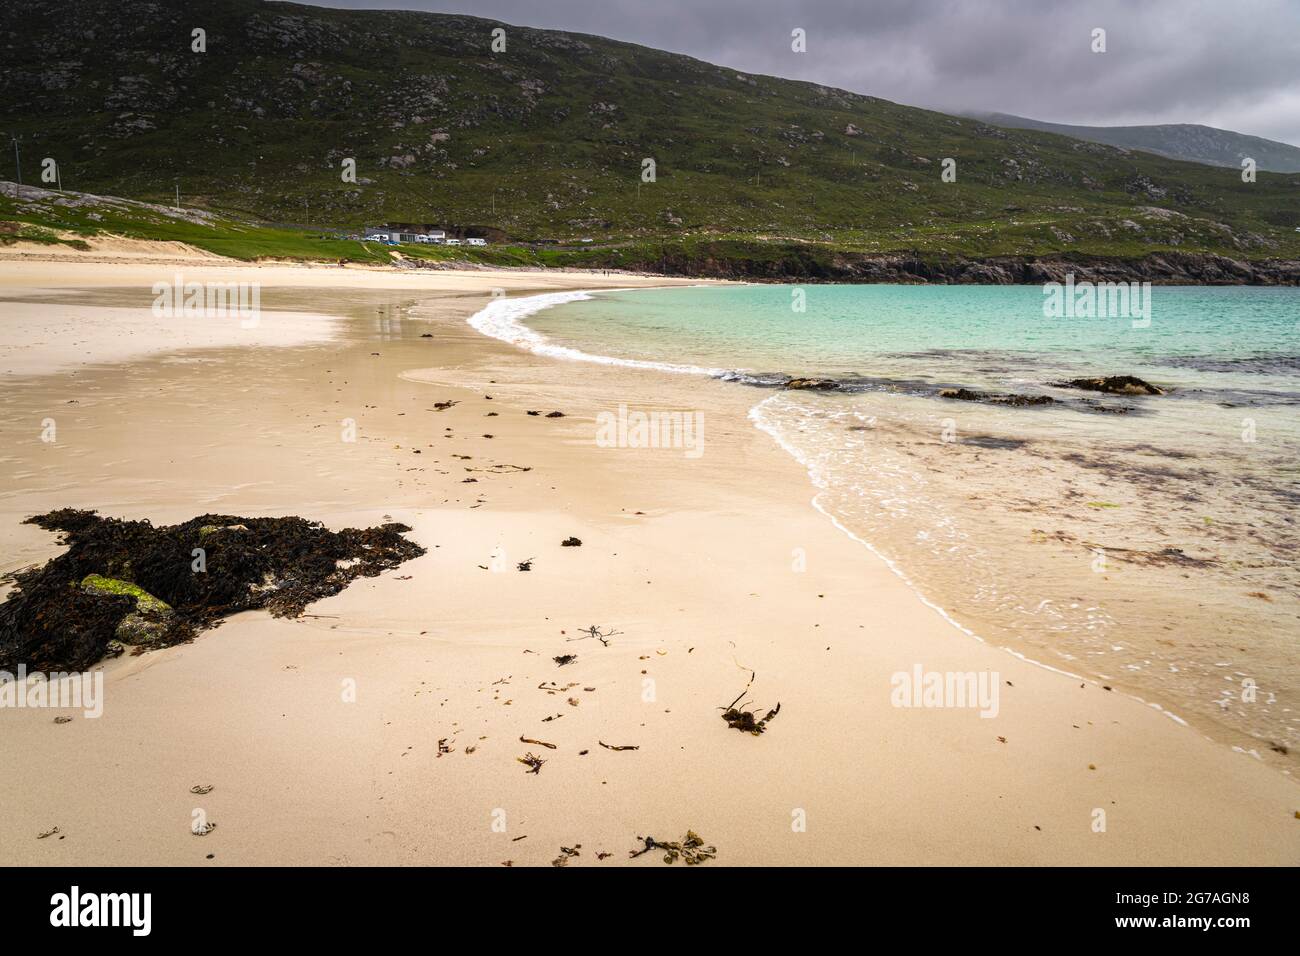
xmin=530 ymin=284 xmax=1300 ymax=393
xmin=476 ymin=284 xmax=1300 ymax=761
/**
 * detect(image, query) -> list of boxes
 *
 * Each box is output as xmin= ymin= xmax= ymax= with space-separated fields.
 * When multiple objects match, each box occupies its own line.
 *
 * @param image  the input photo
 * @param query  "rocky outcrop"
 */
xmin=618 ymin=246 xmax=1300 ymax=285
xmin=782 ymin=378 xmax=842 ymax=391
xmin=1052 ymin=375 xmax=1165 ymax=396
xmin=81 ymin=573 xmax=175 ymax=646
xmin=2 ymin=510 xmax=425 ymax=672
xmin=845 ymin=252 xmax=1300 ymax=285
xmin=939 ymin=388 xmax=1055 ymax=407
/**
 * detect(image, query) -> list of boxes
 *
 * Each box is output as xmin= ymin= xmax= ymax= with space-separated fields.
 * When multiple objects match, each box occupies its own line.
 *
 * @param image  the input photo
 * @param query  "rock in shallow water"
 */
xmin=1052 ymin=375 xmax=1165 ymax=396
xmin=782 ymin=378 xmax=841 ymax=391
xmin=939 ymin=388 xmax=1055 ymax=406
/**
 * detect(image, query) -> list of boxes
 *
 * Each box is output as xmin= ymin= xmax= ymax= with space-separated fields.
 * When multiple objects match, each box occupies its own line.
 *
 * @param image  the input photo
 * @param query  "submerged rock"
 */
xmin=783 ymin=377 xmax=841 ymax=391
xmin=1078 ymin=399 xmax=1134 ymax=414
xmin=939 ymin=388 xmax=1055 ymax=407
xmin=1053 ymin=375 xmax=1165 ymax=396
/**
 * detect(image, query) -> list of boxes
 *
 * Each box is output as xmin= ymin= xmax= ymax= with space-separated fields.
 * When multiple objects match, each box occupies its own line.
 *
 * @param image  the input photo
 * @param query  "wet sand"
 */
xmin=0 ymin=257 xmax=1296 ymax=865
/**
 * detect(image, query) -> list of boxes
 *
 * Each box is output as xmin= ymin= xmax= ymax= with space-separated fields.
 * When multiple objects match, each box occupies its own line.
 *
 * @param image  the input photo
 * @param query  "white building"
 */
xmin=365 ymin=227 xmax=448 ymax=244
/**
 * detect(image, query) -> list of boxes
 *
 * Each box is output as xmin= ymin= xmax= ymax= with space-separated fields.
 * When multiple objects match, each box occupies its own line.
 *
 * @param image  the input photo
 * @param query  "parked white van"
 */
xmin=466 ymin=237 xmax=487 ymax=246
xmin=444 ymin=238 xmax=462 ymax=246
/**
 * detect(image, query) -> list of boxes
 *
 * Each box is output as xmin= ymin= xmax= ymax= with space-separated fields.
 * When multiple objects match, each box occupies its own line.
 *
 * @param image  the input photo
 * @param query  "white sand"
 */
xmin=0 ymin=257 xmax=1296 ymax=866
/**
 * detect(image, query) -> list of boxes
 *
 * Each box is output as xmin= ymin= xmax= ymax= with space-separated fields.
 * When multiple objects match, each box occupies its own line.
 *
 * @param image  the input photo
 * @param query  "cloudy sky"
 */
xmin=313 ymin=0 xmax=1300 ymax=145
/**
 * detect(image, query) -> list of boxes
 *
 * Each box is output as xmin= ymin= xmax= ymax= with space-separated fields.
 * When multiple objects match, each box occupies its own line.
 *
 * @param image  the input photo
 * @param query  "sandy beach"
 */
xmin=0 ymin=251 xmax=1296 ymax=867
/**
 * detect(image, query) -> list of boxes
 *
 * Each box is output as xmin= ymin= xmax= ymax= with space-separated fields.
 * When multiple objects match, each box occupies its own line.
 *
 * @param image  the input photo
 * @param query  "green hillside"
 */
xmin=2 ymin=0 xmax=1298 ymax=268
xmin=966 ymin=112 xmax=1300 ymax=174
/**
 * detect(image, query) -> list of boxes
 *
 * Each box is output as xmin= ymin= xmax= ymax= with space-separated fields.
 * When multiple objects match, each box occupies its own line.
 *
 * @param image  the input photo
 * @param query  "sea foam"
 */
xmin=467 ymin=289 xmax=725 ymax=377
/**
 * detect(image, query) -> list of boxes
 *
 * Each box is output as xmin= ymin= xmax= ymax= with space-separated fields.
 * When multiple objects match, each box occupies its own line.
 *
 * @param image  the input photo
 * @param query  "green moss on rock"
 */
xmin=81 ymin=574 xmax=171 ymax=614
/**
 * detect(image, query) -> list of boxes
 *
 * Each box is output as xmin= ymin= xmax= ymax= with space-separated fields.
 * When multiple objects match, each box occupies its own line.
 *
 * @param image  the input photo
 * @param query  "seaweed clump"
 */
xmin=629 ymin=830 xmax=716 ymax=865
xmin=722 ymin=701 xmax=781 ymax=735
xmin=719 ymin=671 xmax=781 ymax=735
xmin=0 ymin=509 xmax=425 ymax=672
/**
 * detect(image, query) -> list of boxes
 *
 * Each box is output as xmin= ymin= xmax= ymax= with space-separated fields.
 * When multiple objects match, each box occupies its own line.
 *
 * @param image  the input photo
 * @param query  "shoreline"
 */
xmin=0 ymin=259 xmax=1296 ymax=865
xmin=496 ymin=283 xmax=1299 ymax=772
xmin=3 ymin=236 xmax=1299 ymax=286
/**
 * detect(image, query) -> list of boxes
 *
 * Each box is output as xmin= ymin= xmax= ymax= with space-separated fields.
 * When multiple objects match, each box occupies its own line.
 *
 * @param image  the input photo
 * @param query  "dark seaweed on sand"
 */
xmin=720 ymin=670 xmax=781 ymax=735
xmin=0 ymin=509 xmax=425 ymax=672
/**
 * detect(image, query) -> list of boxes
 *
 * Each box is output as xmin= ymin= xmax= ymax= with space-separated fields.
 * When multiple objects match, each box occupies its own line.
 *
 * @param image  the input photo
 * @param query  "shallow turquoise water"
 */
xmin=517 ymin=283 xmax=1300 ymax=759
xmin=531 ymin=284 xmax=1300 ymax=404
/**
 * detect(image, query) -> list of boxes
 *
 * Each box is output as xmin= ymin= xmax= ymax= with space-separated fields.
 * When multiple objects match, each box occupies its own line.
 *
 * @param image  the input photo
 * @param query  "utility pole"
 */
xmin=174 ymin=182 xmax=180 ymax=210
xmin=11 ymin=137 xmax=21 ymax=200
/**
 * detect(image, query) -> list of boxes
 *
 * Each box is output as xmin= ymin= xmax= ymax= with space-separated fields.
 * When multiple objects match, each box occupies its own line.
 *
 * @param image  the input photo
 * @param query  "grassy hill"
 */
xmin=2 ymin=0 xmax=1298 ymax=272
xmin=966 ymin=112 xmax=1300 ymax=174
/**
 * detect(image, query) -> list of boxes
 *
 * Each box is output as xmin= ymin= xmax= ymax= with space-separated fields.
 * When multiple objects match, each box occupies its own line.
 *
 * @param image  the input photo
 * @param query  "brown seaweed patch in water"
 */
xmin=1059 ymin=452 xmax=1208 ymax=484
xmin=1032 ymin=529 xmax=1217 ymax=568
xmin=1077 ymin=399 xmax=1135 ymax=415
xmin=1088 ymin=544 xmax=1219 ymax=569
xmin=939 ymin=388 xmax=1055 ymax=407
xmin=0 ymin=509 xmax=425 ymax=672
xmin=960 ymin=435 xmax=1029 ymax=450
xmin=1122 ymin=443 xmax=1197 ymax=460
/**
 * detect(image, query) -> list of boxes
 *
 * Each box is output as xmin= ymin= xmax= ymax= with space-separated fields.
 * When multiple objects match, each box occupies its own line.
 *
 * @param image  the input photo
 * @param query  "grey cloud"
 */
xmin=314 ymin=0 xmax=1300 ymax=144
